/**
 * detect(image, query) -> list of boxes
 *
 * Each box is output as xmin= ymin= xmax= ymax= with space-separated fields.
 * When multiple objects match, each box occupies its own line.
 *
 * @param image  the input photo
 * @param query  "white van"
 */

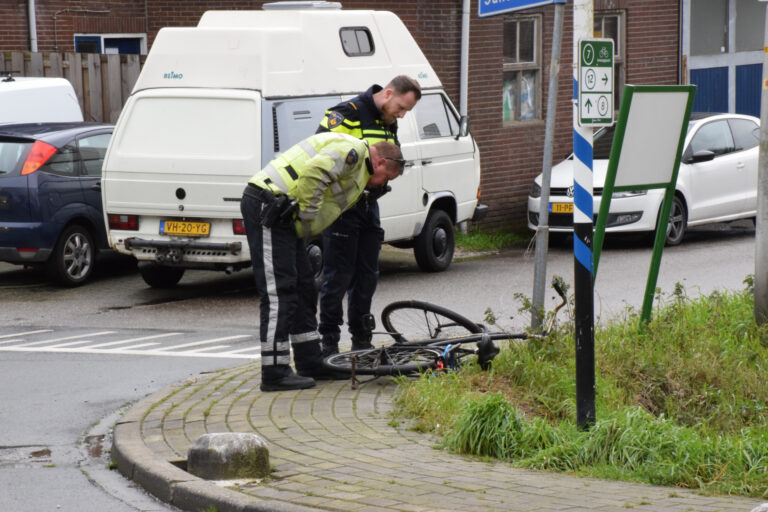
xmin=0 ymin=75 xmax=83 ymax=124
xmin=101 ymin=2 xmax=486 ymax=288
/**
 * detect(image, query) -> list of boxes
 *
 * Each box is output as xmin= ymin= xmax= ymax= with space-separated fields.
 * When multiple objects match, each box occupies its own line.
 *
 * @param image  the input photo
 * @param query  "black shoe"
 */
xmin=260 ymin=370 xmax=316 ymax=392
xmin=297 ymin=365 xmax=350 ymax=381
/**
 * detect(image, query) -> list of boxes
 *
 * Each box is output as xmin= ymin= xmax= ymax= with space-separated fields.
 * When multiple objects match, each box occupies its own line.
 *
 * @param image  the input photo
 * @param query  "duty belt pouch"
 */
xmin=260 ymin=194 xmax=286 ymax=228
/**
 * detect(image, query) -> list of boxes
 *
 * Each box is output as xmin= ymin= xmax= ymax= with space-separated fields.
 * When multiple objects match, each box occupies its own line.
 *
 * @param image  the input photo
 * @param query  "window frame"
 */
xmin=413 ymin=93 xmax=461 ymax=140
xmin=594 ymin=10 xmax=626 ymax=107
xmin=73 ymin=33 xmax=147 ymax=55
xmin=339 ymin=27 xmax=375 ymax=57
xmin=502 ymin=14 xmax=542 ymax=124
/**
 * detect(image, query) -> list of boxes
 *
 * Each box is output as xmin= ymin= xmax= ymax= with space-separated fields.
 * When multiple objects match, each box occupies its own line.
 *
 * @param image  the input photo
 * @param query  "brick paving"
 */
xmin=113 ymin=362 xmax=764 ymax=512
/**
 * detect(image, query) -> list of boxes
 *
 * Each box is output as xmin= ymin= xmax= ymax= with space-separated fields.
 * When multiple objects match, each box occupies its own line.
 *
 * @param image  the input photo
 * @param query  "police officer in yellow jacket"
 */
xmin=241 ymin=132 xmax=405 ymax=392
xmin=316 ymin=75 xmax=421 ymax=356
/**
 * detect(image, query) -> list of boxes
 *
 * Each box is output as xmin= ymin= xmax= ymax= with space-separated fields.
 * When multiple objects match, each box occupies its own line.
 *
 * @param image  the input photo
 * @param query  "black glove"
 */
xmin=261 ymin=195 xmax=298 ymax=228
xmin=365 ymin=185 xmax=391 ymax=202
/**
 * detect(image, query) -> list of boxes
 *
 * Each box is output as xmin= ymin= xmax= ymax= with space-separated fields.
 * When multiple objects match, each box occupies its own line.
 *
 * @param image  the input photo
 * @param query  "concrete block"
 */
xmin=187 ymin=432 xmax=270 ymax=480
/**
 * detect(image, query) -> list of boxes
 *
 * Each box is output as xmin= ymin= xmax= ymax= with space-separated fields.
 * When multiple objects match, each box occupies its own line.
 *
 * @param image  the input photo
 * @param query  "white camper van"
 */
xmin=101 ymin=2 xmax=486 ymax=288
xmin=0 ymin=75 xmax=83 ymax=124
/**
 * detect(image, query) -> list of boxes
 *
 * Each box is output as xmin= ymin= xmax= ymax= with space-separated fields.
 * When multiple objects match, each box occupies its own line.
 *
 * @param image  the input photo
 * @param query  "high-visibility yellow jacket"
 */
xmin=248 ymin=132 xmax=372 ymax=237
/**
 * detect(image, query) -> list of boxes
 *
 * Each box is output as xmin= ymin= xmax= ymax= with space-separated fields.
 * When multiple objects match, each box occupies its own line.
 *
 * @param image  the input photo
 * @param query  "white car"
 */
xmin=527 ymin=113 xmax=760 ymax=245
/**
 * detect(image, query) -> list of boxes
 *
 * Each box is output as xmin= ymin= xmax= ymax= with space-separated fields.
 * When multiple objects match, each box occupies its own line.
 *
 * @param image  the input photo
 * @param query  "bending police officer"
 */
xmin=316 ymin=75 xmax=421 ymax=356
xmin=241 ymin=132 xmax=404 ymax=392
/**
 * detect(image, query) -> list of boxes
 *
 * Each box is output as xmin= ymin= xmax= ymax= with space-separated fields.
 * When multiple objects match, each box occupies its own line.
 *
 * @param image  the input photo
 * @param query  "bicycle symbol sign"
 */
xmin=578 ymin=38 xmax=614 ymax=126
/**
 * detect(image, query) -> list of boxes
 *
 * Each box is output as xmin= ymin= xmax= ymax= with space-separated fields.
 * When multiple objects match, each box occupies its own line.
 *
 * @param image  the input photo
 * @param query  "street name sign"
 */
xmin=478 ymin=0 xmax=565 ymax=18
xmin=578 ymin=38 xmax=614 ymax=126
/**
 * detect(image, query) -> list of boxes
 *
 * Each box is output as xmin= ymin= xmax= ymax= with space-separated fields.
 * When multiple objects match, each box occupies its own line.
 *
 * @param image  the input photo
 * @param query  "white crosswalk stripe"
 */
xmin=0 ymin=328 xmax=260 ymax=359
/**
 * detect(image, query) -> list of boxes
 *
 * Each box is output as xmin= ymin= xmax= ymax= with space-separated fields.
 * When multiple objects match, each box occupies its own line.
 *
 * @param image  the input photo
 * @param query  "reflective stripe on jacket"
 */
xmin=248 ymin=132 xmax=372 ymax=237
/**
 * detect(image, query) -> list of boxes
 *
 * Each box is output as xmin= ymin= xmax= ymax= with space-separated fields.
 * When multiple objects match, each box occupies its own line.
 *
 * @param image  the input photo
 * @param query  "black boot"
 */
xmin=260 ymin=365 xmax=315 ymax=392
xmin=321 ymin=332 xmax=340 ymax=357
xmin=351 ymin=332 xmax=373 ymax=351
xmin=294 ymin=339 xmax=349 ymax=380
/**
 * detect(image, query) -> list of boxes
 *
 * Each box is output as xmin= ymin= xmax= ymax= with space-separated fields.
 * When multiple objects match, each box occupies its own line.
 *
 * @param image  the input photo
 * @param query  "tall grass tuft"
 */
xmin=393 ymin=284 xmax=768 ymax=497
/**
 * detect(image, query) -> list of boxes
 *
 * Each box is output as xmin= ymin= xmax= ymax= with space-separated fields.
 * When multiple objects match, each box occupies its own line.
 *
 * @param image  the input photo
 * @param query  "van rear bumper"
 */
xmin=124 ymin=237 xmax=242 ymax=264
xmin=472 ymin=203 xmax=489 ymax=222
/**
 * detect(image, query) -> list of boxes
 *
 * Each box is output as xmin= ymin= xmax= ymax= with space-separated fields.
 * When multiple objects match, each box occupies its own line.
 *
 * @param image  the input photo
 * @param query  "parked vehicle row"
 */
xmin=527 ymin=112 xmax=760 ymax=245
xmin=99 ymin=5 xmax=486 ymax=289
xmin=0 ymin=122 xmax=113 ymax=285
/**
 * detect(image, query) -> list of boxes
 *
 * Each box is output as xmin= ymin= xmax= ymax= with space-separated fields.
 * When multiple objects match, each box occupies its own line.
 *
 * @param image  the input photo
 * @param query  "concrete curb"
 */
xmin=111 ymin=380 xmax=321 ymax=512
xmin=111 ymin=364 xmax=765 ymax=512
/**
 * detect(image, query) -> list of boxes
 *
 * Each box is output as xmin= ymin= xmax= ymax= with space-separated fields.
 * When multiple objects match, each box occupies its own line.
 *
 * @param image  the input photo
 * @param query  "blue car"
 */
xmin=0 ymin=122 xmax=114 ymax=285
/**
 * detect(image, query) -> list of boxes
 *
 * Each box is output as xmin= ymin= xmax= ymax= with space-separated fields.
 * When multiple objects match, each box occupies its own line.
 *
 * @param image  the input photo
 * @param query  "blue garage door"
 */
xmin=690 ymin=67 xmax=728 ymax=113
xmin=736 ymin=63 xmax=762 ymax=117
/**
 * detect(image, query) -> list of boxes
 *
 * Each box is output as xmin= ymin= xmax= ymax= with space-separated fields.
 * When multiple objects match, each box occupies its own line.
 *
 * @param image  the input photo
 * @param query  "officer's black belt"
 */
xmin=243 ymin=183 xmax=276 ymax=203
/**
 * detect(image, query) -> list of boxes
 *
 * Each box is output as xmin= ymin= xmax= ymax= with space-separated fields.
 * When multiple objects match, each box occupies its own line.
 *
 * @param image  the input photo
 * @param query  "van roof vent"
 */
xmin=262 ymin=1 xmax=342 ymax=9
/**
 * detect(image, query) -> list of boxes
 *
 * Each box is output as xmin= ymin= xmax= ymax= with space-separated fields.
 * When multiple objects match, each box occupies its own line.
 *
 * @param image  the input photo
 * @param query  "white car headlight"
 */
xmin=612 ymin=189 xmax=647 ymax=198
xmin=530 ymin=182 xmax=542 ymax=198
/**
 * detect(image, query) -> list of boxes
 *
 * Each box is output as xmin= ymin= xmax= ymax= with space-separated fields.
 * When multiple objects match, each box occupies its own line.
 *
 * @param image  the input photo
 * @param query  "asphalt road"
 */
xmin=0 ymin=220 xmax=757 ymax=511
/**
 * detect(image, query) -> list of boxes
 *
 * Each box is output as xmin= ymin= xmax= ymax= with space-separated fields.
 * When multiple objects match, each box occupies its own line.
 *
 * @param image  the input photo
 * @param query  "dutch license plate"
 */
xmin=160 ymin=220 xmax=211 ymax=237
xmin=549 ymin=202 xmax=574 ymax=214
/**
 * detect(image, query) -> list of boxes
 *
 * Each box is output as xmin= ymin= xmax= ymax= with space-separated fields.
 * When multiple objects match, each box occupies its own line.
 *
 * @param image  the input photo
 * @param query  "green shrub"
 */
xmin=393 ymin=285 xmax=768 ymax=497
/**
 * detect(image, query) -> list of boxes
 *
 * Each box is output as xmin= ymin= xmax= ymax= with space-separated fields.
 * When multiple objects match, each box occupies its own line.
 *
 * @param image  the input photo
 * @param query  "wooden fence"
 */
xmin=0 ymin=51 xmax=146 ymax=123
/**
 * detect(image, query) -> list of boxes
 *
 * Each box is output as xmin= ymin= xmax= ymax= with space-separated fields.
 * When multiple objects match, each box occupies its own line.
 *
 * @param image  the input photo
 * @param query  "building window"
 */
xmin=502 ymin=15 xmax=541 ymax=123
xmin=594 ymin=11 xmax=626 ymax=106
xmin=690 ymin=0 xmax=728 ymax=55
xmin=736 ymin=0 xmax=765 ymax=51
xmin=74 ymin=34 xmax=147 ymax=54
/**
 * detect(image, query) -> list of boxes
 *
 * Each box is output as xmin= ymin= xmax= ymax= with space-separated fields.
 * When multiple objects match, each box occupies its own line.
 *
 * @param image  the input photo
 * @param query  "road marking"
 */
xmin=14 ymin=331 xmax=116 ymax=348
xmin=46 ymin=340 xmax=95 ymax=349
xmin=0 ymin=329 xmax=258 ymax=359
xmin=88 ymin=332 xmax=182 ymax=349
xmin=159 ymin=335 xmax=252 ymax=351
xmin=118 ymin=342 xmax=161 ymax=350
xmin=0 ymin=329 xmax=52 ymax=339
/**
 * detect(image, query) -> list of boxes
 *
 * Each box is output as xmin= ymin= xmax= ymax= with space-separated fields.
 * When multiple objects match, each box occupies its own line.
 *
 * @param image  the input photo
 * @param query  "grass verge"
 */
xmin=393 ymin=279 xmax=768 ymax=497
xmin=455 ymin=228 xmax=527 ymax=252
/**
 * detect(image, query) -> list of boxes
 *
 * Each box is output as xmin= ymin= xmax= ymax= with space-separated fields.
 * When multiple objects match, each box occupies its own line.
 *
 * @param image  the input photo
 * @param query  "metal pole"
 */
xmin=459 ymin=0 xmax=470 ymax=116
xmin=531 ymin=2 xmax=564 ymax=331
xmin=573 ymin=0 xmax=595 ymax=429
xmin=755 ymin=2 xmax=768 ymax=324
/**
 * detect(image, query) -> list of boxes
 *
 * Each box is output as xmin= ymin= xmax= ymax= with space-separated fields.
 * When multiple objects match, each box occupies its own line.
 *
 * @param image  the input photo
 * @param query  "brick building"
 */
xmin=1 ymin=0 xmax=685 ymax=232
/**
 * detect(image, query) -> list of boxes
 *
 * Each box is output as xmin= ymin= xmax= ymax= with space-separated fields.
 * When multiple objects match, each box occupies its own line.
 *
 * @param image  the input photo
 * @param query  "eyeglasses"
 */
xmin=384 ymin=157 xmax=407 ymax=174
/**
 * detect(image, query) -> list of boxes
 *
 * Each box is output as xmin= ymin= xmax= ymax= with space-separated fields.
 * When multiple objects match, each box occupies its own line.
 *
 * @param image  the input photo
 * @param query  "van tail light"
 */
xmin=232 ymin=219 xmax=246 ymax=235
xmin=21 ymin=141 xmax=57 ymax=175
xmin=108 ymin=214 xmax=139 ymax=230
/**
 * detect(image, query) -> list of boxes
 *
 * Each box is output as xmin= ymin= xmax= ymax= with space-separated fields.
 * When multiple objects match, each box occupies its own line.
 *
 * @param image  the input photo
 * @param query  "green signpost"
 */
xmin=578 ymin=39 xmax=614 ymax=127
xmin=593 ymin=84 xmax=696 ymax=324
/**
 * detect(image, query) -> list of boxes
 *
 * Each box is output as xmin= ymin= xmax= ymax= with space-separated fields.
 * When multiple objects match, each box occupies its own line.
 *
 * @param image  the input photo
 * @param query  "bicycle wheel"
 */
xmin=323 ymin=346 xmax=442 ymax=376
xmin=382 ymin=300 xmax=483 ymax=343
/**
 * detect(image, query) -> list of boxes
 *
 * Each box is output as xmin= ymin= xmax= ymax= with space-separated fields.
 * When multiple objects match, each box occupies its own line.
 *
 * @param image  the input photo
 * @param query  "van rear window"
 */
xmin=340 ymin=27 xmax=374 ymax=56
xmin=116 ymin=97 xmax=258 ymax=161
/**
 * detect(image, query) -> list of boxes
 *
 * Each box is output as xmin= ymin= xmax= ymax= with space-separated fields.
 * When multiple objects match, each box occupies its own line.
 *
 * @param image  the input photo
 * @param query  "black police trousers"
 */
xmin=241 ymin=187 xmax=320 ymax=380
xmin=318 ymin=197 xmax=384 ymax=341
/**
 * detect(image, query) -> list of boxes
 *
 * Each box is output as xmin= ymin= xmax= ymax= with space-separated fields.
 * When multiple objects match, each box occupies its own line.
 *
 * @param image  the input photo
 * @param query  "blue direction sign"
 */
xmin=478 ymin=0 xmax=565 ymax=18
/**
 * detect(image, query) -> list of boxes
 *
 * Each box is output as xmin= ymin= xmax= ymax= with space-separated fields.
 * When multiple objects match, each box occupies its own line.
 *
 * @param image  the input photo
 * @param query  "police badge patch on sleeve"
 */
xmin=346 ymin=148 xmax=358 ymax=165
xmin=328 ymin=111 xmax=345 ymax=128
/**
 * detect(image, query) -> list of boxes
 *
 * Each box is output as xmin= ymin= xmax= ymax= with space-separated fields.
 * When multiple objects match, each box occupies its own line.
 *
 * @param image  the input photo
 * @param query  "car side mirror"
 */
xmin=685 ymin=149 xmax=715 ymax=164
xmin=456 ymin=116 xmax=470 ymax=139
